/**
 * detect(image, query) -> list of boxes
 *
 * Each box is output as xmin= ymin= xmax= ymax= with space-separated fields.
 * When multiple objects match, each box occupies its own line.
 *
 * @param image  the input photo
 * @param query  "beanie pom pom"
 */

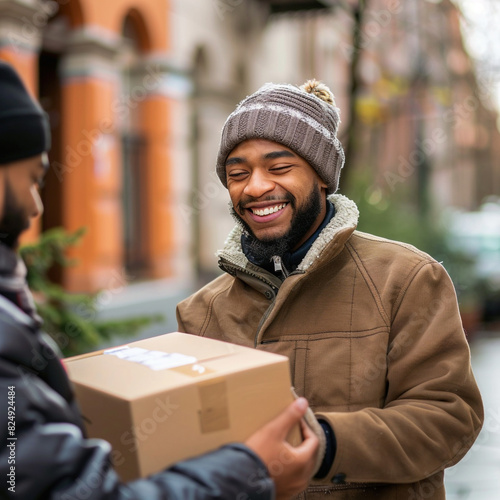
xmin=300 ymin=79 xmax=336 ymax=106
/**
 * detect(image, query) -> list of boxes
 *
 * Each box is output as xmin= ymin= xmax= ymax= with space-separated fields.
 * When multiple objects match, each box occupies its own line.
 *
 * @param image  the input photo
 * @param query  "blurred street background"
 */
xmin=444 ymin=331 xmax=500 ymax=500
xmin=1 ymin=0 xmax=499 ymax=493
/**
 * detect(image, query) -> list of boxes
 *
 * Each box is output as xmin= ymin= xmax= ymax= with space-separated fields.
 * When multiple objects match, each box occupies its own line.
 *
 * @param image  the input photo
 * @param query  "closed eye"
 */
xmin=227 ymin=171 xmax=248 ymax=179
xmin=270 ymin=165 xmax=293 ymax=172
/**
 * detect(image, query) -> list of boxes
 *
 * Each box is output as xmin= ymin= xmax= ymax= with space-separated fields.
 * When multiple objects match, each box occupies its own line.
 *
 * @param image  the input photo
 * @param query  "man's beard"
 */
xmin=0 ymin=179 xmax=30 ymax=249
xmin=231 ymin=183 xmax=323 ymax=263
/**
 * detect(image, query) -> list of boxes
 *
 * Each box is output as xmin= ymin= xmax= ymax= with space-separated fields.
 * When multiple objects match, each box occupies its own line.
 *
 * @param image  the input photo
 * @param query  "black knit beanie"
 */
xmin=0 ymin=60 xmax=51 ymax=165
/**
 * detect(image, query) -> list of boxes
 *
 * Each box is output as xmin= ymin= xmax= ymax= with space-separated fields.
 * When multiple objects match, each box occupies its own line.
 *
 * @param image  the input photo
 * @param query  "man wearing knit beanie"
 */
xmin=0 ymin=61 xmax=50 ymax=249
xmin=177 ymin=80 xmax=483 ymax=499
xmin=0 ymin=60 xmax=320 ymax=499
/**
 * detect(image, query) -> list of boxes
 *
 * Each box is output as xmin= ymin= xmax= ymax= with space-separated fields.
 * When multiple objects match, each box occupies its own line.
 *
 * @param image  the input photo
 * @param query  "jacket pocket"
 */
xmin=295 ymin=329 xmax=389 ymax=409
xmin=302 ymin=481 xmax=425 ymax=499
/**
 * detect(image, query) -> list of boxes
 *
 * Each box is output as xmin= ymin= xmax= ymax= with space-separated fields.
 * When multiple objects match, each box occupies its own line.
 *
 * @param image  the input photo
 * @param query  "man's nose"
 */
xmin=30 ymin=186 xmax=44 ymax=218
xmin=243 ymin=170 xmax=275 ymax=198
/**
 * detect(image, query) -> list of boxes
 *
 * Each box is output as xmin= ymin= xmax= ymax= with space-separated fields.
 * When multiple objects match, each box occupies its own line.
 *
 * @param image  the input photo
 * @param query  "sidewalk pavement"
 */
xmin=96 ymin=277 xmax=194 ymax=348
xmin=445 ymin=331 xmax=500 ymax=499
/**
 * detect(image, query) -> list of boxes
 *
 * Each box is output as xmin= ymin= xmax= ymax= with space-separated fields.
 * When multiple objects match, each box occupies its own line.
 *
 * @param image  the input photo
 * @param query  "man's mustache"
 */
xmin=237 ymin=193 xmax=296 ymax=215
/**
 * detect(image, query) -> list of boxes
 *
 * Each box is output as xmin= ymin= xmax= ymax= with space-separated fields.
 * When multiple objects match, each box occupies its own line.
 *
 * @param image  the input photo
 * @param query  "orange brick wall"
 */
xmin=1 ymin=0 xmax=171 ymax=292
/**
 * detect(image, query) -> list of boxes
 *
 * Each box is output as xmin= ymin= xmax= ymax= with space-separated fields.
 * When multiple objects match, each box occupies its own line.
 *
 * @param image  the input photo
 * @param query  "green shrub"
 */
xmin=21 ymin=227 xmax=162 ymax=357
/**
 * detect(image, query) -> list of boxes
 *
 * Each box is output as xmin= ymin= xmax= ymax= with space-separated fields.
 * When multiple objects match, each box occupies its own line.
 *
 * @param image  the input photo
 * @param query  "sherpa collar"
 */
xmin=217 ymin=194 xmax=359 ymax=273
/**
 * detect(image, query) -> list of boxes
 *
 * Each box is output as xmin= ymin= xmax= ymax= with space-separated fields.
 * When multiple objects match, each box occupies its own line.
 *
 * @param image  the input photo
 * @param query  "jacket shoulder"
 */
xmin=345 ymin=231 xmax=454 ymax=322
xmin=349 ymin=230 xmax=436 ymax=266
xmin=176 ymin=273 xmax=235 ymax=334
xmin=181 ymin=273 xmax=235 ymax=306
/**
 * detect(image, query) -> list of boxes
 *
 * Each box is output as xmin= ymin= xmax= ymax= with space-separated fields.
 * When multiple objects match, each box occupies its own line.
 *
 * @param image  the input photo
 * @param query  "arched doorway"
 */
xmin=118 ymin=12 xmax=151 ymax=277
xmin=37 ymin=1 xmax=82 ymax=282
xmin=38 ymin=10 xmax=72 ymax=233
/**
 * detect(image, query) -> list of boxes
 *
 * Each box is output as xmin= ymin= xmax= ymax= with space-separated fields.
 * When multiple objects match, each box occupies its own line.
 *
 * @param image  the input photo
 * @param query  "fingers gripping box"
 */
xmin=64 ymin=332 xmax=299 ymax=481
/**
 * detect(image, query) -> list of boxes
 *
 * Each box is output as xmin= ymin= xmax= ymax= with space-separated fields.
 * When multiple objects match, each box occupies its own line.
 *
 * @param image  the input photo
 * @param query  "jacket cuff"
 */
xmin=313 ymin=419 xmax=337 ymax=479
xmin=227 ymin=442 xmax=271 ymax=472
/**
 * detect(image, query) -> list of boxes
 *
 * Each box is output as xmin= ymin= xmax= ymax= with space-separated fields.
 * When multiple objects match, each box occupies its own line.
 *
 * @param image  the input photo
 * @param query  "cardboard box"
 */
xmin=64 ymin=332 xmax=299 ymax=481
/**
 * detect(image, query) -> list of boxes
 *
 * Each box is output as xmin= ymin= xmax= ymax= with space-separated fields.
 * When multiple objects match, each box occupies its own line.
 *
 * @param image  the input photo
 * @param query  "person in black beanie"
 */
xmin=0 ymin=60 xmax=50 ymax=249
xmin=0 ymin=60 xmax=319 ymax=500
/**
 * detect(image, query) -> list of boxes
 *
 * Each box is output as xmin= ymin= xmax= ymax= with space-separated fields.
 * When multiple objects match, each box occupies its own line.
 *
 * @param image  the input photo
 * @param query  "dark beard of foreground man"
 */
xmin=0 ymin=177 xmax=32 ymax=249
xmin=231 ymin=181 xmax=323 ymax=264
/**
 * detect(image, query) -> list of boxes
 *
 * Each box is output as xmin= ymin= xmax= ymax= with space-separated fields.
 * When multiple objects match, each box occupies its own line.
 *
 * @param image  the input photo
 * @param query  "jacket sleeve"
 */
xmin=315 ymin=261 xmax=484 ymax=484
xmin=0 ymin=366 xmax=274 ymax=499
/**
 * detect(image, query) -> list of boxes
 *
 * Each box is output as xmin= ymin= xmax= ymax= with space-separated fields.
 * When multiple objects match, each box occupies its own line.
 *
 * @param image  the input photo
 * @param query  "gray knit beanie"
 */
xmin=216 ymin=80 xmax=345 ymax=194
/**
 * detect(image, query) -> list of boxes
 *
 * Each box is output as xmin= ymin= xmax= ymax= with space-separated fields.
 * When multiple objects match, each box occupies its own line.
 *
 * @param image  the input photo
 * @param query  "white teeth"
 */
xmin=252 ymin=203 xmax=286 ymax=217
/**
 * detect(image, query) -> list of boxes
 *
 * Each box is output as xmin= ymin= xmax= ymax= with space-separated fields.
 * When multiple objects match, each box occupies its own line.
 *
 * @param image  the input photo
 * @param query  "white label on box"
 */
xmin=104 ymin=346 xmax=197 ymax=371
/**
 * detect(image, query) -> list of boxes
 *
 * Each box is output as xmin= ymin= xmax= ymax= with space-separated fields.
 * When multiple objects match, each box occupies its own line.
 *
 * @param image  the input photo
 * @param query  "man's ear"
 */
xmin=314 ymin=171 xmax=328 ymax=192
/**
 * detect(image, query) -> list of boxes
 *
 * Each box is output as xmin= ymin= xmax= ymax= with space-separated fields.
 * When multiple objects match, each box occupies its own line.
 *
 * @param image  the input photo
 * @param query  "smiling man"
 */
xmin=177 ymin=80 xmax=484 ymax=499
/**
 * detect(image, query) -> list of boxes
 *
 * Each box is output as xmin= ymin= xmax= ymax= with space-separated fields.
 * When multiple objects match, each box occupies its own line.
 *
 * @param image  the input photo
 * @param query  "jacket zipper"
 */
xmin=272 ymin=255 xmax=289 ymax=279
xmin=254 ymin=256 xmax=291 ymax=346
xmin=219 ymin=257 xmax=304 ymax=347
xmin=254 ymin=298 xmax=277 ymax=348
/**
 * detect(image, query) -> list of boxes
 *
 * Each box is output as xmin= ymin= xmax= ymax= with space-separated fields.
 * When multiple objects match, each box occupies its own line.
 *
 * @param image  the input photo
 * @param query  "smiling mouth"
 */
xmin=250 ymin=203 xmax=288 ymax=217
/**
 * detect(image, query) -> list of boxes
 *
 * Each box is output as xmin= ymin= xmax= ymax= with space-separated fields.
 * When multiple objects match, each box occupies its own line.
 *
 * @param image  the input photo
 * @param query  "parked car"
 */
xmin=447 ymin=199 xmax=500 ymax=333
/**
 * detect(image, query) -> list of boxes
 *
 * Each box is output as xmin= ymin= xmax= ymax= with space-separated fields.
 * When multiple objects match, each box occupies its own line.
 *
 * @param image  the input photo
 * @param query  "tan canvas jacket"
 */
xmin=176 ymin=194 xmax=483 ymax=500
